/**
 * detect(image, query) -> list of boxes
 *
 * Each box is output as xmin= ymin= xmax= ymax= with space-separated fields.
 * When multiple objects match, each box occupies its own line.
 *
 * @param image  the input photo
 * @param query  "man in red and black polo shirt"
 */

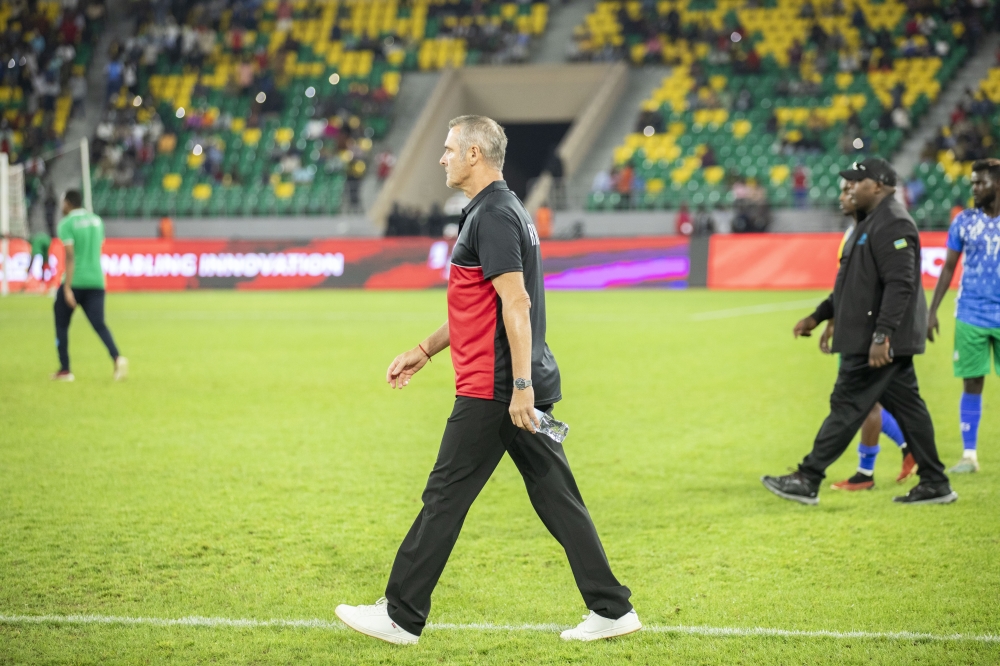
xmin=336 ymin=116 xmax=639 ymax=644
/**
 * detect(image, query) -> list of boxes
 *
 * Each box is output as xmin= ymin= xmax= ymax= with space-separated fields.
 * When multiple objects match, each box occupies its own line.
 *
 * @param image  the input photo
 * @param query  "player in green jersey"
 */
xmin=52 ymin=190 xmax=127 ymax=382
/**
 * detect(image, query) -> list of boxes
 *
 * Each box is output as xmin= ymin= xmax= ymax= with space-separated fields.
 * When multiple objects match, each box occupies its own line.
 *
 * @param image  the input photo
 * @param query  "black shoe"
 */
xmin=893 ymin=482 xmax=958 ymax=505
xmin=761 ymin=471 xmax=820 ymax=505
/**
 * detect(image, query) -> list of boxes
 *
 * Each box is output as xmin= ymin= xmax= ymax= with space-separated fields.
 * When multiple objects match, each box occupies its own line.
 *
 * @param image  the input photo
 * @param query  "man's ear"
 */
xmin=467 ymin=145 xmax=480 ymax=167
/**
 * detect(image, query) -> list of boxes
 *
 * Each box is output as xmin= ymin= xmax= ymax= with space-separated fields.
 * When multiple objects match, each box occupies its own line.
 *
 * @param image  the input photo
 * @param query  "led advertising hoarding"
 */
xmin=2 ymin=236 xmax=691 ymax=291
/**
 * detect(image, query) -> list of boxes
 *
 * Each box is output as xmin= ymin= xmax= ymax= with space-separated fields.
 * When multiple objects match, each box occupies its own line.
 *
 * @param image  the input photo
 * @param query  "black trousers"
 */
xmin=385 ymin=396 xmax=632 ymax=636
xmin=799 ymin=355 xmax=948 ymax=486
xmin=54 ymin=287 xmax=120 ymax=371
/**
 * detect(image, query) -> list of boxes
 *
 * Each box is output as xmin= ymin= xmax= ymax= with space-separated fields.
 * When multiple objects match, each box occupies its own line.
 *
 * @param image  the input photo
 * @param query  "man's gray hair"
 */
xmin=448 ymin=115 xmax=507 ymax=170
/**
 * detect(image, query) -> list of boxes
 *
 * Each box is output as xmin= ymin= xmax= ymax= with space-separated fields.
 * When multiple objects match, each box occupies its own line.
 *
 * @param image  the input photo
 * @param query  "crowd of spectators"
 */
xmin=572 ymin=0 xmax=988 ymax=67
xmin=424 ymin=0 xmax=538 ymax=65
xmin=88 ymin=0 xmax=396 ymax=212
xmin=919 ymin=85 xmax=998 ymax=165
xmin=1 ymin=0 xmax=105 ymax=225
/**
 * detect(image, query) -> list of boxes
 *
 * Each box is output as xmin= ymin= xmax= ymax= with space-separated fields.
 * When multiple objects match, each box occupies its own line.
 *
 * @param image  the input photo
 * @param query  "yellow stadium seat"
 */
xmin=162 ymin=174 xmax=182 ymax=192
xmin=770 ymin=164 xmax=790 ymax=185
xmin=274 ymin=182 xmax=295 ymax=199
xmin=243 ymin=128 xmax=262 ymax=145
xmin=192 ymin=184 xmax=212 ymax=200
xmin=704 ymin=166 xmax=725 ymax=185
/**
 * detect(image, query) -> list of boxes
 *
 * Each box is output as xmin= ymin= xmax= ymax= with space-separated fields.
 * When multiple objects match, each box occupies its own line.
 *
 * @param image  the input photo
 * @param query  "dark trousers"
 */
xmin=799 ymin=355 xmax=948 ymax=486
xmin=54 ymin=287 xmax=120 ymax=371
xmin=385 ymin=397 xmax=632 ymax=636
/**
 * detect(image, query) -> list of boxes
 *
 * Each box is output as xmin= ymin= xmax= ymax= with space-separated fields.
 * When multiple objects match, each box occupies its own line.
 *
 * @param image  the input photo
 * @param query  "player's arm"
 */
xmin=386 ymin=320 xmax=449 ymax=389
xmin=819 ymin=318 xmax=835 ymax=354
xmin=492 ymin=271 xmax=539 ymax=433
xmin=793 ymin=293 xmax=833 ymax=338
xmin=62 ymin=244 xmax=77 ymax=309
xmin=927 ymin=248 xmax=961 ymax=342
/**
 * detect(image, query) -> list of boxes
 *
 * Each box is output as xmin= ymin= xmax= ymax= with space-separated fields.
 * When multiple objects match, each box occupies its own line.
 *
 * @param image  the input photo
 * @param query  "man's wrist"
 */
xmin=514 ymin=378 xmax=532 ymax=390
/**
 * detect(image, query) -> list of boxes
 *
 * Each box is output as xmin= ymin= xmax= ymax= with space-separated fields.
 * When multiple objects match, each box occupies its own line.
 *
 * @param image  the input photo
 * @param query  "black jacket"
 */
xmin=810 ymin=195 xmax=927 ymax=356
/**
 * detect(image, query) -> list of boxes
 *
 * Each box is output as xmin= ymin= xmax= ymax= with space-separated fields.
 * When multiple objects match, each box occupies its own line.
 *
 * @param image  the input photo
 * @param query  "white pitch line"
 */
xmin=690 ymin=298 xmax=821 ymax=321
xmin=1 ymin=614 xmax=997 ymax=643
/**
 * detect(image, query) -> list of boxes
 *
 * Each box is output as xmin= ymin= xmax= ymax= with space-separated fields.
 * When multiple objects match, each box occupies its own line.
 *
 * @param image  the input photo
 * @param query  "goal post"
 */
xmin=1 ymin=152 xmax=29 ymax=296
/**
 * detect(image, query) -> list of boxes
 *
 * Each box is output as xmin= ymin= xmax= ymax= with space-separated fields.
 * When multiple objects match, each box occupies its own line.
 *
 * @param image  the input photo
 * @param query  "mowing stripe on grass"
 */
xmin=1 ymin=614 xmax=998 ymax=643
xmin=691 ymin=298 xmax=820 ymax=321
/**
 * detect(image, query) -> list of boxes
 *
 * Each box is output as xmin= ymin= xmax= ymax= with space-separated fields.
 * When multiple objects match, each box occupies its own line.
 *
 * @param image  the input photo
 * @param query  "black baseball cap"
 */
xmin=839 ymin=157 xmax=897 ymax=186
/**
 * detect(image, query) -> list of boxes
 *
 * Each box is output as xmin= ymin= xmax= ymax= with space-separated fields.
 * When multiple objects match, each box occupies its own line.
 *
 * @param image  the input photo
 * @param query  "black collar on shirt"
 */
xmin=458 ymin=180 xmax=509 ymax=231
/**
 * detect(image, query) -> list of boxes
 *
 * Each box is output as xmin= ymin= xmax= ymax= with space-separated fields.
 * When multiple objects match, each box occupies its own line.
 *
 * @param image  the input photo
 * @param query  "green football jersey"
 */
xmin=57 ymin=208 xmax=106 ymax=289
xmin=29 ymin=231 xmax=51 ymax=258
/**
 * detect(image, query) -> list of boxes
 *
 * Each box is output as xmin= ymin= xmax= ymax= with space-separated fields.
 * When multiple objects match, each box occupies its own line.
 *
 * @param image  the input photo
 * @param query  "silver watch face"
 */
xmin=514 ymin=378 xmax=532 ymax=390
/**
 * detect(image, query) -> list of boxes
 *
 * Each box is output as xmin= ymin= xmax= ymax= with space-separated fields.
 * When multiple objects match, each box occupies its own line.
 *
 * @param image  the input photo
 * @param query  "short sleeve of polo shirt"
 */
xmin=475 ymin=209 xmax=523 ymax=280
xmin=57 ymin=218 xmax=74 ymax=246
xmin=947 ymin=212 xmax=966 ymax=253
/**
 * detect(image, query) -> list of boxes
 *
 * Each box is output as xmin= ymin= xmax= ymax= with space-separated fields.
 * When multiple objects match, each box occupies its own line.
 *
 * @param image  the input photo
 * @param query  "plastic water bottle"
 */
xmin=534 ymin=409 xmax=570 ymax=443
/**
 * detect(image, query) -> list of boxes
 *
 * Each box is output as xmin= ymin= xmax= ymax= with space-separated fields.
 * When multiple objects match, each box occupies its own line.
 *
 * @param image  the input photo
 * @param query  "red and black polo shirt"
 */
xmin=448 ymin=180 xmax=562 ymax=405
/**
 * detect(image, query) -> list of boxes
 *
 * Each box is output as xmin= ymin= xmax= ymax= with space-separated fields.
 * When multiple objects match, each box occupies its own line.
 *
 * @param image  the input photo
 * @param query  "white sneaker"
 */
xmin=335 ymin=597 xmax=419 ymax=645
xmin=113 ymin=356 xmax=129 ymax=381
xmin=560 ymin=609 xmax=642 ymax=641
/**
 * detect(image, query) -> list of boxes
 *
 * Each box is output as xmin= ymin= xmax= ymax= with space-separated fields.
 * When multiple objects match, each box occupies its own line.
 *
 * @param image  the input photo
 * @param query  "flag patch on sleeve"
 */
xmin=894 ymin=238 xmax=908 ymax=249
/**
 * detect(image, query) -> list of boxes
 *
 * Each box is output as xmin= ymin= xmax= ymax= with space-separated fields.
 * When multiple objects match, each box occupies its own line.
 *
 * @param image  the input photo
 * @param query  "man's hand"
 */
xmin=927 ymin=310 xmax=940 ymax=342
xmin=819 ymin=321 xmax=834 ymax=354
xmin=386 ymin=347 xmax=429 ymax=389
xmin=793 ymin=315 xmax=818 ymax=338
xmin=63 ymin=285 xmax=77 ymax=309
xmin=869 ymin=338 xmax=893 ymax=368
xmin=510 ymin=385 xmax=540 ymax=433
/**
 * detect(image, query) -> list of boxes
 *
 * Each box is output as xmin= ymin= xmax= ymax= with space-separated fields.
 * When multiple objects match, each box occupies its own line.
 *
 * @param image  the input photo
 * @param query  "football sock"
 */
xmin=960 ymin=392 xmax=982 ymax=454
xmin=857 ymin=443 xmax=879 ymax=474
xmin=879 ymin=408 xmax=906 ymax=448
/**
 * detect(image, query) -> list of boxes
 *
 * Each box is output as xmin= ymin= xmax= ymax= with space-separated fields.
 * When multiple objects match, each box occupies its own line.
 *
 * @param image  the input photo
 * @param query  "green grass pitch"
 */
xmin=1 ymin=289 xmax=998 ymax=665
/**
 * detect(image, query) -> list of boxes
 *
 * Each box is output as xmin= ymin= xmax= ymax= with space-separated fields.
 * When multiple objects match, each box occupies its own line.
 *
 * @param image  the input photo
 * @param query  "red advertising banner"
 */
xmin=707 ymin=232 xmax=960 ymax=290
xmin=2 ymin=236 xmax=692 ymax=292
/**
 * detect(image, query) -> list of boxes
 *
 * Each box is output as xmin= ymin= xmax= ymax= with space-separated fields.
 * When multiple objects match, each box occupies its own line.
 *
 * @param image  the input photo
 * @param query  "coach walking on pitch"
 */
xmin=335 ymin=115 xmax=639 ymax=645
xmin=762 ymin=157 xmax=956 ymax=505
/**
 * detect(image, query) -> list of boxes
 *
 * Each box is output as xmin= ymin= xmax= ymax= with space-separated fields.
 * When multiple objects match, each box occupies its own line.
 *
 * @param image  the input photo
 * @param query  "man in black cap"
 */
xmin=762 ymin=157 xmax=956 ymax=505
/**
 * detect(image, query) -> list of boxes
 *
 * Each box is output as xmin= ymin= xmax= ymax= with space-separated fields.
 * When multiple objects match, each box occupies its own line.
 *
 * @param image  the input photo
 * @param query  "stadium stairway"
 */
xmin=565 ymin=65 xmax=671 ymax=209
xmin=892 ymin=32 xmax=1000 ymax=182
xmin=532 ymin=0 xmax=597 ymax=64
xmin=359 ymin=71 xmax=443 ymax=212
xmin=40 ymin=0 xmax=136 ymax=233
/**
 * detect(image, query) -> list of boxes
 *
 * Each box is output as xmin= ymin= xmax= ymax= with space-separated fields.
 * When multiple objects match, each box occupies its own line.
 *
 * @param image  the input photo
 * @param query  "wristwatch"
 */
xmin=514 ymin=378 xmax=532 ymax=390
xmin=872 ymin=332 xmax=888 ymax=345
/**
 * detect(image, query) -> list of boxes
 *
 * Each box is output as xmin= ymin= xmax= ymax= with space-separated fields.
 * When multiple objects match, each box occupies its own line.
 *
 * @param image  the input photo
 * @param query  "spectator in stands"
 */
xmin=675 ymin=203 xmax=693 ymax=236
xmin=105 ymin=58 xmax=122 ymax=101
xmin=615 ymin=165 xmax=634 ymax=209
xmin=693 ymin=205 xmax=716 ymax=236
xmin=792 ymin=165 xmax=809 ymax=208
xmin=69 ymin=71 xmax=87 ymax=118
xmin=592 ymin=169 xmax=612 ymax=195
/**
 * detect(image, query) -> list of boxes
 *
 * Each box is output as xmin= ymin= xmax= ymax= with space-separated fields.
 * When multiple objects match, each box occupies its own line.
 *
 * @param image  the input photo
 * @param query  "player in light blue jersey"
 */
xmin=927 ymin=158 xmax=1000 ymax=473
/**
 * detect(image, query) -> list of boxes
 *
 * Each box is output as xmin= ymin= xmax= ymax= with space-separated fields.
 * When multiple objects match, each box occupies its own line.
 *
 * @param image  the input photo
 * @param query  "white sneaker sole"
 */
xmin=114 ymin=357 xmax=129 ymax=381
xmin=761 ymin=477 xmax=819 ymax=505
xmin=561 ymin=616 xmax=642 ymax=641
xmin=335 ymin=605 xmax=418 ymax=645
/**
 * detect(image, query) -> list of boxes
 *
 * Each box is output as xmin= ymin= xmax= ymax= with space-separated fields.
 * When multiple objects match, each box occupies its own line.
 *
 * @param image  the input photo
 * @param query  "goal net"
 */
xmin=1 ymin=157 xmax=28 ymax=239
xmin=2 ymin=153 xmax=30 ymax=294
